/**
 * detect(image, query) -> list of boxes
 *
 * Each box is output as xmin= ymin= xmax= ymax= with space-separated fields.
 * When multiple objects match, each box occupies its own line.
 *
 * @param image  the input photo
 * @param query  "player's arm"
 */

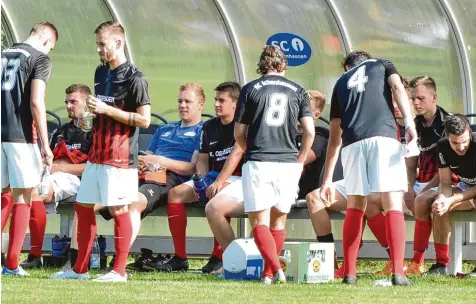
xmin=51 ymin=163 xmax=87 ymax=176
xmin=234 ymin=122 xmax=247 ymax=153
xmin=322 ymin=119 xmax=342 ymax=185
xmin=298 ymin=116 xmax=315 ymax=164
xmin=89 ymin=100 xmax=151 ymax=129
xmin=406 ymin=156 xmax=418 ymax=188
xmin=420 ymin=173 xmax=439 ymax=193
xmin=433 ymin=144 xmax=453 ymax=215
xmin=141 ymin=151 xmax=199 ymax=177
xmin=196 ymin=153 xmax=209 ymax=178
xmin=447 ymin=185 xmax=476 ymax=205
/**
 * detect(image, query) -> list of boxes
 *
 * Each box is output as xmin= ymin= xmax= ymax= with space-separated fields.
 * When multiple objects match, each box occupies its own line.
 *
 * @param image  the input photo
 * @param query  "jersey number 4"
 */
xmin=1 ymin=58 xmax=21 ymax=91
xmin=347 ymin=65 xmax=368 ymax=92
xmin=265 ymin=93 xmax=288 ymax=127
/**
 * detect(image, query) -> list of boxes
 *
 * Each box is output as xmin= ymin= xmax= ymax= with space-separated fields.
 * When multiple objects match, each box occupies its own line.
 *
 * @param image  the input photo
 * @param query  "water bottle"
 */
xmin=90 ymin=236 xmax=100 ymax=269
xmin=192 ymin=173 xmax=208 ymax=204
xmin=98 ymin=235 xmax=107 ymax=269
xmin=51 ymin=235 xmax=63 ymax=257
xmin=80 ymin=101 xmax=94 ymax=132
xmin=62 ymin=235 xmax=71 ymax=256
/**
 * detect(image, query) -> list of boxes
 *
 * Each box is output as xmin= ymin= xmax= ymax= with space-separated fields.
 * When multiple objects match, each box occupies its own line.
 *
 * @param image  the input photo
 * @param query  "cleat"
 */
xmin=466 ymin=267 xmax=476 ymax=277
xmin=2 ymin=265 xmax=29 ymax=276
xmin=50 ymin=268 xmax=89 ymax=280
xmin=335 ymin=264 xmax=345 ymax=279
xmin=1 ymin=253 xmax=5 ymax=266
xmin=375 ymin=260 xmax=392 ymax=275
xmin=272 ymin=269 xmax=286 ymax=284
xmin=405 ymin=261 xmax=425 ymax=275
xmin=92 ymin=270 xmax=127 ymax=282
xmin=391 ymin=274 xmax=412 ymax=286
xmin=126 ymin=248 xmax=156 ymax=271
xmin=424 ymin=263 xmax=448 ymax=276
xmin=201 ymin=256 xmax=223 ymax=274
xmin=342 ymin=275 xmax=357 ymax=284
xmin=155 ymin=256 xmax=189 ymax=272
xmin=262 ymin=276 xmax=273 ymax=285
xmin=20 ymin=254 xmax=43 ymax=269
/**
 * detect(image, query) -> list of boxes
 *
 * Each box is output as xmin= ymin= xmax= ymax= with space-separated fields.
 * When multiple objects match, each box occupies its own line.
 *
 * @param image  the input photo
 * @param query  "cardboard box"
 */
xmin=280 ymin=242 xmax=334 ymax=283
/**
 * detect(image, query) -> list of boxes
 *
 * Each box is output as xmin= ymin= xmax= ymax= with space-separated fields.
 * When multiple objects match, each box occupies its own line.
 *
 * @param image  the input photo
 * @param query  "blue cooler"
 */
xmin=223 ymin=238 xmax=263 ymax=280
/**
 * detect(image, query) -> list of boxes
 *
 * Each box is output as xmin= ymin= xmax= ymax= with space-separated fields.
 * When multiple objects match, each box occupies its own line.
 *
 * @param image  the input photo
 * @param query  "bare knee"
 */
xmin=108 ymin=204 xmax=129 ymax=217
xmin=413 ymin=194 xmax=433 ymax=221
xmin=306 ymin=190 xmax=326 ymax=212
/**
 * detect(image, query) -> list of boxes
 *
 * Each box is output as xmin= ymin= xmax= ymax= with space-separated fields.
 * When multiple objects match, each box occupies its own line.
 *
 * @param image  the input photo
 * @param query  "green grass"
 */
xmin=2 ymin=259 xmax=476 ymax=303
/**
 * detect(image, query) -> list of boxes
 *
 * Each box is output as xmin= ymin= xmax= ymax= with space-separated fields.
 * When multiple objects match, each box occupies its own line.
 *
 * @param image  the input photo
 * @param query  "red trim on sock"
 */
xmin=386 ymin=210 xmax=405 ymax=276
xmin=435 ymin=243 xmax=450 ymax=266
xmin=167 ymin=203 xmax=187 ymax=259
xmin=112 ymin=212 xmax=132 ymax=276
xmin=5 ymin=204 xmax=31 ymax=270
xmin=72 ymin=203 xmax=96 ymax=274
xmin=29 ymin=201 xmax=47 ymax=258
xmin=413 ymin=219 xmax=432 ymax=264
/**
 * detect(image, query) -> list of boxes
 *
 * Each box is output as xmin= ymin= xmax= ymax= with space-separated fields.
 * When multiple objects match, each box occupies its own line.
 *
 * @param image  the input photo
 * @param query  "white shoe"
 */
xmin=2 ymin=265 xmax=29 ymax=276
xmin=272 ymin=269 xmax=286 ymax=284
xmin=50 ymin=268 xmax=89 ymax=280
xmin=262 ymin=276 xmax=273 ymax=285
xmin=92 ymin=270 xmax=127 ymax=282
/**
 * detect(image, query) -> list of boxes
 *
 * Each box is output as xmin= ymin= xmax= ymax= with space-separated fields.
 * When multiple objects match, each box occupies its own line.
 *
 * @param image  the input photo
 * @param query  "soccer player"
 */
xmin=206 ymin=89 xmax=326 ymax=282
xmin=51 ymin=21 xmax=151 ymax=282
xmin=404 ymin=76 xmax=452 ymax=275
xmin=1 ymin=21 xmax=58 ymax=276
xmin=423 ymin=114 xmax=476 ymax=275
xmin=19 ymin=84 xmax=92 ymax=269
xmin=234 ymin=45 xmax=315 ymax=284
xmin=320 ymin=51 xmax=416 ymax=285
xmin=156 ymin=82 xmax=241 ymax=273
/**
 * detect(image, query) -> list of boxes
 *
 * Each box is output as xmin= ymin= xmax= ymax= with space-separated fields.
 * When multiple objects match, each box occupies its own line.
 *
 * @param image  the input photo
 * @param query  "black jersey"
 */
xmin=415 ymin=106 xmax=450 ymax=183
xmin=1 ymin=43 xmax=52 ymax=143
xmin=50 ymin=120 xmax=92 ymax=161
xmin=298 ymin=127 xmax=327 ymax=199
xmin=90 ymin=61 xmax=150 ymax=168
xmin=437 ymin=132 xmax=476 ymax=187
xmin=199 ymin=117 xmax=241 ymax=175
xmin=330 ymin=59 xmax=398 ymax=147
xmin=235 ymin=74 xmax=313 ymax=162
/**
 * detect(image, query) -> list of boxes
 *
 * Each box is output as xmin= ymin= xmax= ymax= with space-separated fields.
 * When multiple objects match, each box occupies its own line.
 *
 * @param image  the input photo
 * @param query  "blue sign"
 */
xmin=266 ymin=33 xmax=312 ymax=67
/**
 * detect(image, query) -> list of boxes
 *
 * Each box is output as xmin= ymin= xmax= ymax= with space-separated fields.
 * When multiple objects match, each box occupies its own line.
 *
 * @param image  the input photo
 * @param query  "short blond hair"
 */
xmin=409 ymin=76 xmax=436 ymax=92
xmin=179 ymin=82 xmax=205 ymax=103
xmin=307 ymin=90 xmax=325 ymax=111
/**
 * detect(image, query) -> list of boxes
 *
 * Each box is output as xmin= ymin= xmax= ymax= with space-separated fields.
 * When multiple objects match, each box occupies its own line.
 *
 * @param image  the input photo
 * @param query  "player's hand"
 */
xmin=206 ymin=181 xmax=225 ymax=200
xmin=432 ymin=195 xmax=451 ymax=216
xmin=405 ymin=124 xmax=418 ymax=146
xmin=41 ymin=146 xmax=53 ymax=168
xmin=87 ymin=95 xmax=109 ymax=115
xmin=137 ymin=157 xmax=149 ymax=174
xmin=319 ymin=183 xmax=335 ymax=207
xmin=404 ymin=188 xmax=416 ymax=215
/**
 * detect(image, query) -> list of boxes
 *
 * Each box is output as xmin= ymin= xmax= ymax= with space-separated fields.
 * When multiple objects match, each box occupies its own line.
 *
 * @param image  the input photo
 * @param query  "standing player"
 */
xmin=426 ymin=115 xmax=476 ymax=274
xmin=320 ymin=51 xmax=416 ymax=285
xmin=1 ymin=22 xmax=58 ymax=276
xmin=234 ymin=45 xmax=315 ymax=284
xmin=51 ymin=21 xmax=151 ymax=282
xmin=157 ymin=82 xmax=241 ymax=273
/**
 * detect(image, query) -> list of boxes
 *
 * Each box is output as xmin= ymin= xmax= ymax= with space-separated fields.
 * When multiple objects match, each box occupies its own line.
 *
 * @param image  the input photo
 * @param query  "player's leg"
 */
xmin=1 ymin=187 xmax=13 ymax=233
xmin=406 ymin=189 xmax=438 ymax=275
xmin=261 ymin=207 xmax=287 ymax=282
xmin=21 ymin=190 xmax=47 ymax=269
xmin=2 ymin=143 xmax=41 ymax=276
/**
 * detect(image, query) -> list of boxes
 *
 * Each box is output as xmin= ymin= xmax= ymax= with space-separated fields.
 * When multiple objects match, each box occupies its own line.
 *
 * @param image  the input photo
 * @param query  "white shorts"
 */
xmin=242 ymin=161 xmax=302 ymax=214
xmin=341 ymin=136 xmax=407 ymax=196
xmin=413 ymin=182 xmax=429 ymax=196
xmin=1 ymin=142 xmax=41 ymax=189
xmin=216 ymin=178 xmax=244 ymax=202
xmin=182 ymin=175 xmax=241 ymax=189
xmin=44 ymin=172 xmax=81 ymax=214
xmin=76 ymin=162 xmax=138 ymax=206
xmin=429 ymin=182 xmax=470 ymax=194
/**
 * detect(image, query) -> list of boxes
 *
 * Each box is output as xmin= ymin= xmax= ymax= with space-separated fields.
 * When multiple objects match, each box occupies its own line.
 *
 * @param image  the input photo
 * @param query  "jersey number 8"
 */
xmin=347 ymin=65 xmax=368 ymax=93
xmin=265 ymin=93 xmax=288 ymax=127
xmin=1 ymin=58 xmax=21 ymax=91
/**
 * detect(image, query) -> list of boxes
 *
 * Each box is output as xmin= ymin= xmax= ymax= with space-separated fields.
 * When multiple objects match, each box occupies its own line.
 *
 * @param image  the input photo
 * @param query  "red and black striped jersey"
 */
xmin=89 ymin=61 xmax=150 ymax=168
xmin=50 ymin=120 xmax=92 ymax=164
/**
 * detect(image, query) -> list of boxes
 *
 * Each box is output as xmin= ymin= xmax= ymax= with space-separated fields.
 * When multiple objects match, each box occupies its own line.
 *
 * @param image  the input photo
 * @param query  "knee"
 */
xmin=413 ymin=195 xmax=431 ymax=220
xmin=306 ymin=190 xmax=326 ymax=212
xmin=205 ymin=200 xmax=221 ymax=219
xmin=108 ymin=204 xmax=128 ymax=217
xmin=167 ymin=187 xmax=181 ymax=203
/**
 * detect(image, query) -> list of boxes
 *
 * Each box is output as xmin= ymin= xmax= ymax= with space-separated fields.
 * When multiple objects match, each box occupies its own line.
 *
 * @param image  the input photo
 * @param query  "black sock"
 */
xmin=316 ymin=233 xmax=334 ymax=243
xmin=69 ymin=248 xmax=78 ymax=266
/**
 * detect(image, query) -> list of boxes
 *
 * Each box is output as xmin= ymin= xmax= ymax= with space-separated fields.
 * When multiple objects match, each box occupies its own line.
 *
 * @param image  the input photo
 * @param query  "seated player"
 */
xmin=19 ymin=84 xmax=92 ymax=269
xmin=205 ymin=90 xmax=326 ymax=282
xmin=156 ymin=82 xmax=241 ymax=273
xmin=419 ymin=114 xmax=476 ymax=275
xmin=97 ymin=83 xmax=204 ymax=264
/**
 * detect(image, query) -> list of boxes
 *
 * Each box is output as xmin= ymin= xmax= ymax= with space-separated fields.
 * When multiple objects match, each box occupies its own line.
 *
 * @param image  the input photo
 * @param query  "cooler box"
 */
xmin=223 ymin=238 xmax=263 ymax=280
xmin=280 ymin=242 xmax=334 ymax=283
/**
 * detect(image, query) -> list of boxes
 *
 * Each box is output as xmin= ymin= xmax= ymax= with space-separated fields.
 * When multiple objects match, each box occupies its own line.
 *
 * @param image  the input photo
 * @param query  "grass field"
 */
xmin=2 ymin=259 xmax=476 ymax=303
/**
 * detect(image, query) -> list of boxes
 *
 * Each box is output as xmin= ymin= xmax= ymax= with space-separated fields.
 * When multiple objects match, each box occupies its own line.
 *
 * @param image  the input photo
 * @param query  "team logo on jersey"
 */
xmin=161 ymin=131 xmax=171 ymax=138
xmin=96 ymin=94 xmax=114 ymax=104
xmin=266 ymin=33 xmax=312 ymax=66
xmin=184 ymin=131 xmax=196 ymax=137
xmin=438 ymin=152 xmax=446 ymax=165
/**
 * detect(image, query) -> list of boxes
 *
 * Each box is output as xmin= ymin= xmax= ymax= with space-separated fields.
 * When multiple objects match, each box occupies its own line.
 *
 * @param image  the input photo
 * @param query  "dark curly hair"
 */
xmin=444 ymin=114 xmax=470 ymax=136
xmin=341 ymin=51 xmax=372 ymax=69
xmin=256 ymin=45 xmax=288 ymax=75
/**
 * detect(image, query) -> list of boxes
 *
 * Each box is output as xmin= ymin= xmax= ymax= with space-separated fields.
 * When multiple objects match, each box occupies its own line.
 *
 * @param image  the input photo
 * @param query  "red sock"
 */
xmin=1 ymin=192 xmax=13 ymax=232
xmin=29 ymin=201 xmax=47 ymax=258
xmin=386 ymin=211 xmax=405 ymax=276
xmin=112 ymin=212 xmax=132 ymax=276
xmin=210 ymin=217 xmax=230 ymax=260
xmin=342 ymin=208 xmax=364 ymax=277
xmin=253 ymin=225 xmax=281 ymax=274
xmin=434 ymin=243 xmax=450 ymax=266
xmin=5 ymin=204 xmax=31 ymax=270
xmin=73 ymin=203 xmax=96 ymax=274
xmin=262 ymin=229 xmax=286 ymax=279
xmin=367 ymin=213 xmax=388 ymax=249
xmin=413 ymin=219 xmax=432 ymax=264
xmin=167 ymin=203 xmax=187 ymax=259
